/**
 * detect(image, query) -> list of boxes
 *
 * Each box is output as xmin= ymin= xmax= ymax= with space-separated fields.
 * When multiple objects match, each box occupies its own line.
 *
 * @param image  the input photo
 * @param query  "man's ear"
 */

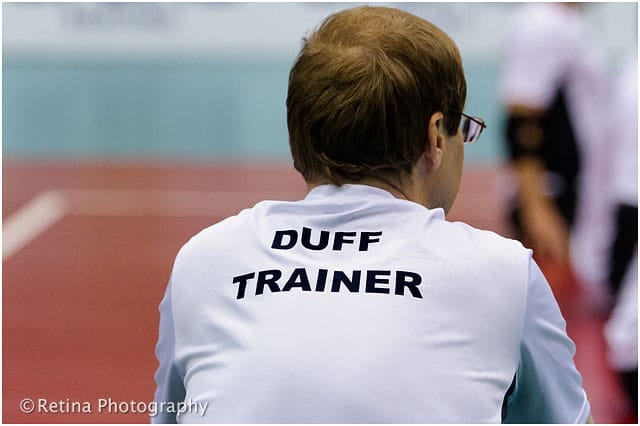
xmin=424 ymin=111 xmax=445 ymax=170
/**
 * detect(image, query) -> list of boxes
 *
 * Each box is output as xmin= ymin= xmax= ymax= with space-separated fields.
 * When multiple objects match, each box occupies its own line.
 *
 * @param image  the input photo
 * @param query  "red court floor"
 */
xmin=3 ymin=161 xmax=636 ymax=423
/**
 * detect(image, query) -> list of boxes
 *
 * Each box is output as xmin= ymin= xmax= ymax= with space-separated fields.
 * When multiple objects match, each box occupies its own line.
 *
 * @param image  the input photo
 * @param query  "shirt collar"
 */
xmin=304 ymin=184 xmax=446 ymax=220
xmin=306 ymin=184 xmax=398 ymax=200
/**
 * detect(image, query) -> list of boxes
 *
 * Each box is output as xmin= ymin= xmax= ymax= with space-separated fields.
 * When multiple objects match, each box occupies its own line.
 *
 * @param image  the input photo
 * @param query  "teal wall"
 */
xmin=3 ymin=56 xmax=505 ymax=164
xmin=5 ymin=3 xmax=635 ymax=165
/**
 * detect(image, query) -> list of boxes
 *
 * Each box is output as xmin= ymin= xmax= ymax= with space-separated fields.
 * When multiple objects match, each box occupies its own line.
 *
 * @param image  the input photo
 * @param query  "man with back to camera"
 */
xmin=153 ymin=6 xmax=592 ymax=423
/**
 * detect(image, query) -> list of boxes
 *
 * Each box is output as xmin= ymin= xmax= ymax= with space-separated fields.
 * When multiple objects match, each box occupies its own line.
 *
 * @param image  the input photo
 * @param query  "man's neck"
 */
xmin=306 ymin=176 xmax=428 ymax=207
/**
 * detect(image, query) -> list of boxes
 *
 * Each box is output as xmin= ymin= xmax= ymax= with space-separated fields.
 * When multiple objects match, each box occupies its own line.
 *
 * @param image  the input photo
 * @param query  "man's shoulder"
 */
xmin=171 ymin=198 xmax=293 ymax=268
xmin=434 ymin=219 xmax=531 ymax=266
xmin=172 ymin=207 xmax=257 ymax=270
xmin=194 ymin=208 xmax=253 ymax=242
xmin=441 ymin=218 xmax=524 ymax=247
xmin=428 ymin=220 xmax=533 ymax=304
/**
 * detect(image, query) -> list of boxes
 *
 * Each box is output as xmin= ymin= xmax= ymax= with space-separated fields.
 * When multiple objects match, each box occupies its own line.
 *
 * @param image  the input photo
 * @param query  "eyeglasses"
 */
xmin=452 ymin=111 xmax=487 ymax=143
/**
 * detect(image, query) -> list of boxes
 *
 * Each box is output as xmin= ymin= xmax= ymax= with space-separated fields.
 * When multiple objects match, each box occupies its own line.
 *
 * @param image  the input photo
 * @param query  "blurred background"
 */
xmin=3 ymin=2 xmax=637 ymax=423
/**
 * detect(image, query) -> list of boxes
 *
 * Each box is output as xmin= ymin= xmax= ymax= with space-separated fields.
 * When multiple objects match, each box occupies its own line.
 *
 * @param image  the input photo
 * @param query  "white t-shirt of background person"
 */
xmin=609 ymin=56 xmax=638 ymax=208
xmin=499 ymin=3 xmax=613 ymax=301
xmin=153 ymin=184 xmax=589 ymax=423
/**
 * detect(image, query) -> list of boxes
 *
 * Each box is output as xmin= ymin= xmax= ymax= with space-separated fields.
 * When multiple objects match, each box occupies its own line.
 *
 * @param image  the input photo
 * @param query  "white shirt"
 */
xmin=154 ymin=184 xmax=589 ymax=423
xmin=610 ymin=57 xmax=638 ymax=207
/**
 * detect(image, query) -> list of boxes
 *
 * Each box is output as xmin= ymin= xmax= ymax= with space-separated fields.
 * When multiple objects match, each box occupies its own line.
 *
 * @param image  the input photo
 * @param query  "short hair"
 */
xmin=286 ymin=6 xmax=467 ymax=184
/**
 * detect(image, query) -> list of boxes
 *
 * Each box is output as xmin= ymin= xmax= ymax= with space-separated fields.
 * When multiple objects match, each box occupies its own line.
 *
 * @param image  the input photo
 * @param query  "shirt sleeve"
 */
xmin=152 ymin=279 xmax=186 ymax=424
xmin=503 ymin=258 xmax=591 ymax=423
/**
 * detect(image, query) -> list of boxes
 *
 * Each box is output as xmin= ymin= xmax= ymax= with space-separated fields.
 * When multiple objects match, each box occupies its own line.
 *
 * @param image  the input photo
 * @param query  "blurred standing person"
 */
xmin=499 ymin=3 xmax=613 ymax=309
xmin=604 ymin=55 xmax=638 ymax=418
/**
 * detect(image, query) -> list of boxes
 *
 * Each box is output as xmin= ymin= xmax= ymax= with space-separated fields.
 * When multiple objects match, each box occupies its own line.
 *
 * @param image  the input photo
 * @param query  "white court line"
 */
xmin=64 ymin=189 xmax=305 ymax=217
xmin=2 ymin=188 xmax=305 ymax=261
xmin=2 ymin=190 xmax=68 ymax=260
xmin=2 ymin=187 xmax=495 ymax=261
